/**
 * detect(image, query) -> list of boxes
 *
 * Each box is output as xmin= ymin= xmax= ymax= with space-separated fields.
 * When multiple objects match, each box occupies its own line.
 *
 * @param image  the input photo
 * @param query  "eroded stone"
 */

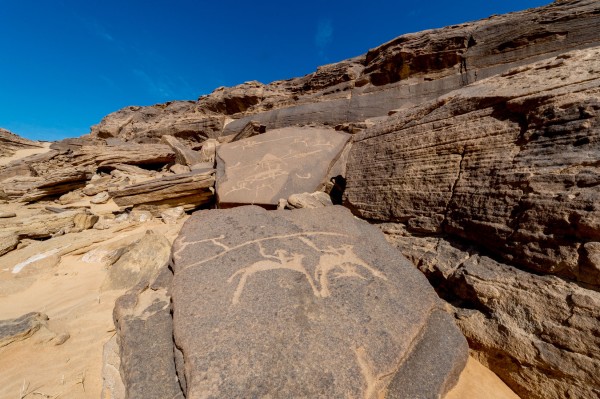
xmin=171 ymin=206 xmax=467 ymax=398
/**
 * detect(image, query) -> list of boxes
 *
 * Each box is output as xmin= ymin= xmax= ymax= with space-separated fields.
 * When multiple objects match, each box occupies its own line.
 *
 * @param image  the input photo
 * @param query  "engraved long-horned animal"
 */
xmin=227 ymin=239 xmax=387 ymax=305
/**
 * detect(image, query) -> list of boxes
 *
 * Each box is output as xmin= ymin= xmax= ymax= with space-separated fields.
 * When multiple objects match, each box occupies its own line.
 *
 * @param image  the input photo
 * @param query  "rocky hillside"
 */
xmin=1 ymin=1 xmax=599 ymax=398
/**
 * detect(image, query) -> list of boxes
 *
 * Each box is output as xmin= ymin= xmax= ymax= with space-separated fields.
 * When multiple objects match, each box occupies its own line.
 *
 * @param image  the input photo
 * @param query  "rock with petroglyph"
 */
xmin=216 ymin=127 xmax=350 ymax=207
xmin=171 ymin=206 xmax=467 ymax=398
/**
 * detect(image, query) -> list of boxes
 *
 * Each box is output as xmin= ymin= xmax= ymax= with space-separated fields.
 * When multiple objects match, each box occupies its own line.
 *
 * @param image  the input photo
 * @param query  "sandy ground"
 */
xmin=0 ymin=142 xmax=52 ymax=167
xmin=447 ymin=357 xmax=519 ymax=399
xmin=0 ymin=219 xmax=185 ymax=399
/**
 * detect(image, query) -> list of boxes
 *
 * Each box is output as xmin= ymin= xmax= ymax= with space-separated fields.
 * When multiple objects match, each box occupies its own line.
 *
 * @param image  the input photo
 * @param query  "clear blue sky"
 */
xmin=0 ymin=0 xmax=551 ymax=141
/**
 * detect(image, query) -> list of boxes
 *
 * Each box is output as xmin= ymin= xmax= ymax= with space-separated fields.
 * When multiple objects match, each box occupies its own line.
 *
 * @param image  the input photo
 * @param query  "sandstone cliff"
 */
xmin=1 ymin=1 xmax=599 ymax=398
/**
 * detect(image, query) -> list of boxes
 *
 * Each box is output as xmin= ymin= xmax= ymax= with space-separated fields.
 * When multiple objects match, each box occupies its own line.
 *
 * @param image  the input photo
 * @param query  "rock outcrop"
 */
xmin=346 ymin=47 xmax=600 ymax=285
xmin=345 ymin=44 xmax=600 ymax=399
xmin=2 ymin=1 xmax=600 ymax=398
xmin=110 ymin=168 xmax=215 ymax=211
xmin=88 ymin=1 xmax=600 ymax=144
xmin=216 ymin=127 xmax=349 ymax=207
xmin=171 ymin=206 xmax=468 ymax=398
xmin=0 ymin=128 xmax=43 ymax=158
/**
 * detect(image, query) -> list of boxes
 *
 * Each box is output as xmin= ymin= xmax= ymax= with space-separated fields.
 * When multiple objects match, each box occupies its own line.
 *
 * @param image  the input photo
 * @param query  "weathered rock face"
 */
xmin=0 ymin=168 xmax=91 ymax=202
xmin=112 ymin=271 xmax=184 ymax=399
xmin=216 ymin=127 xmax=350 ymax=207
xmin=90 ymin=101 xmax=225 ymax=144
xmin=70 ymin=143 xmax=176 ymax=169
xmin=0 ymin=128 xmax=43 ymax=158
xmin=0 ymin=312 xmax=48 ymax=347
xmin=102 ymin=230 xmax=172 ymax=291
xmin=171 ymin=206 xmax=468 ymax=398
xmin=346 ymin=46 xmax=600 ymax=399
xmin=382 ymin=229 xmax=600 ymax=399
xmin=161 ymin=135 xmax=205 ymax=167
xmin=110 ymin=168 xmax=215 ymax=211
xmin=347 ymin=46 xmax=600 ymax=286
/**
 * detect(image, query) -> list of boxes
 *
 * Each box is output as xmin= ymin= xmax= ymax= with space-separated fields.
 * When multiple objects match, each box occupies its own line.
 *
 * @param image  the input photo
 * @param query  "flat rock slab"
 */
xmin=216 ymin=127 xmax=350 ymax=207
xmin=171 ymin=206 xmax=467 ymax=398
xmin=110 ymin=169 xmax=215 ymax=211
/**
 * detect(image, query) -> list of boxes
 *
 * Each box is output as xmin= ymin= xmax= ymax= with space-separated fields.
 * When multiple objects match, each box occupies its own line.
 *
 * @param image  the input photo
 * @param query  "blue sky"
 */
xmin=0 ymin=0 xmax=551 ymax=141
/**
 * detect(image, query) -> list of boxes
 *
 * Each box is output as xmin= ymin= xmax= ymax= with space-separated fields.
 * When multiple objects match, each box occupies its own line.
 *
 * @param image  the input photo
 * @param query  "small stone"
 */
xmin=169 ymin=164 xmax=190 ymax=174
xmin=91 ymin=191 xmax=110 ymax=204
xmin=160 ymin=206 xmax=185 ymax=224
xmin=0 ymin=211 xmax=16 ymax=218
xmin=52 ymin=332 xmax=70 ymax=346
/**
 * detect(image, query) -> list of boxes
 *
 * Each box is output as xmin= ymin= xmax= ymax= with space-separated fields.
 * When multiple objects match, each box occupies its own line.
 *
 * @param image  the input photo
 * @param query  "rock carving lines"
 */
xmin=227 ymin=236 xmax=387 ymax=304
xmin=222 ymin=135 xmax=336 ymax=198
xmin=175 ymin=232 xmax=388 ymax=305
xmin=354 ymin=347 xmax=394 ymax=399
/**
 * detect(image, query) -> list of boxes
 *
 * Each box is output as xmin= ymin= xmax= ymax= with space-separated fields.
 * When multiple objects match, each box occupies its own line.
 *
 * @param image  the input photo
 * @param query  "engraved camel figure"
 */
xmin=227 ymin=244 xmax=318 ymax=305
xmin=227 ymin=239 xmax=387 ymax=305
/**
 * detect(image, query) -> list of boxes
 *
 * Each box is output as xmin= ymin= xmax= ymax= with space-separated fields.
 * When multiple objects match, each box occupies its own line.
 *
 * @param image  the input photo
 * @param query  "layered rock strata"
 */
xmin=345 ymin=46 xmax=600 ymax=398
xmin=90 ymin=0 xmax=600 ymax=143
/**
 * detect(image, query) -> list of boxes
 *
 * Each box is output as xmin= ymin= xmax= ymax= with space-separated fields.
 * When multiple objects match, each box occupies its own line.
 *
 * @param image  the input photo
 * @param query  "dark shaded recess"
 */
xmin=97 ymin=162 xmax=168 ymax=173
xmin=329 ymin=175 xmax=346 ymax=205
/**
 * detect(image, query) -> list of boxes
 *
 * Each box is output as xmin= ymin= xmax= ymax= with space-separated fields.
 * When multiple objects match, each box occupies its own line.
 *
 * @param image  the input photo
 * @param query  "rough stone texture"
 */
xmin=101 ymin=335 xmax=125 ymax=399
xmin=382 ymin=229 xmax=600 ymax=399
xmin=0 ymin=232 xmax=19 ymax=257
xmin=0 ymin=168 xmax=91 ymax=202
xmin=286 ymin=191 xmax=333 ymax=209
xmin=70 ymin=143 xmax=175 ymax=169
xmin=0 ymin=312 xmax=48 ymax=347
xmin=216 ymin=127 xmax=350 ymax=207
xmin=347 ymin=47 xmax=600 ymax=286
xmin=110 ymin=168 xmax=214 ymax=210
xmin=113 ymin=270 xmax=184 ymax=399
xmin=90 ymin=191 xmax=110 ymax=204
xmin=160 ymin=206 xmax=185 ymax=224
xmin=0 ymin=162 xmax=37 ymax=182
xmin=0 ymin=128 xmax=43 ymax=158
xmin=90 ymin=101 xmax=225 ymax=144
xmin=0 ymin=210 xmax=89 ymax=239
xmin=230 ymin=120 xmax=267 ymax=142
xmin=102 ymin=230 xmax=172 ymax=291
xmin=387 ymin=311 xmax=469 ymax=399
xmin=161 ymin=134 xmax=204 ymax=166
xmin=171 ymin=206 xmax=467 ymax=398
xmin=198 ymin=138 xmax=218 ymax=165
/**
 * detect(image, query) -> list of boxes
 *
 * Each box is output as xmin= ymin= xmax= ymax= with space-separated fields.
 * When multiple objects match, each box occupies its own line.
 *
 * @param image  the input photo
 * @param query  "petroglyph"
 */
xmin=227 ymin=237 xmax=387 ymax=305
xmin=174 ymin=231 xmax=347 ymax=268
xmin=217 ymin=127 xmax=350 ymax=205
xmin=354 ymin=347 xmax=394 ymax=399
xmin=228 ymin=244 xmax=316 ymax=305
